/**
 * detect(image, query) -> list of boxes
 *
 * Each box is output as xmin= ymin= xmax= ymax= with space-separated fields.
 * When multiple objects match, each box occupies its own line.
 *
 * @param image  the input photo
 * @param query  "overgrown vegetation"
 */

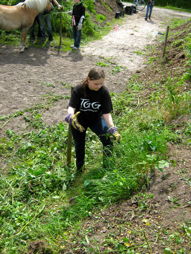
xmin=1 ymin=0 xmax=191 ymax=252
xmin=0 ymin=14 xmax=191 ymax=252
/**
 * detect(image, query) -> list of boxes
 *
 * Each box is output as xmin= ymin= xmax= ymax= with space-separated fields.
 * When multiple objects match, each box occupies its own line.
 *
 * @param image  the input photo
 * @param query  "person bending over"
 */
xmin=65 ymin=68 xmax=121 ymax=173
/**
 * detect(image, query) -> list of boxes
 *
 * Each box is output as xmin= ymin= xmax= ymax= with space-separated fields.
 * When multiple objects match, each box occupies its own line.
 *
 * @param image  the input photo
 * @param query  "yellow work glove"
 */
xmin=65 ymin=112 xmax=85 ymax=132
xmin=107 ymin=127 xmax=121 ymax=142
xmin=113 ymin=131 xmax=121 ymax=142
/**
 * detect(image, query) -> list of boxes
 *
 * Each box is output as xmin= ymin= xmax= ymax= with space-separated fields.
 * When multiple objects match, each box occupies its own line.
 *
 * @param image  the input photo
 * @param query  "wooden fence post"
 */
xmin=66 ymin=87 xmax=73 ymax=166
xmin=66 ymin=125 xmax=72 ymax=166
xmin=58 ymin=4 xmax=63 ymax=54
xmin=162 ymin=26 xmax=170 ymax=58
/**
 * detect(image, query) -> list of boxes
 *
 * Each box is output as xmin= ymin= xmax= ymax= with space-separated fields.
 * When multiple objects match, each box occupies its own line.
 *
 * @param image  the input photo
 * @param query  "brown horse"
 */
xmin=0 ymin=0 xmax=52 ymax=52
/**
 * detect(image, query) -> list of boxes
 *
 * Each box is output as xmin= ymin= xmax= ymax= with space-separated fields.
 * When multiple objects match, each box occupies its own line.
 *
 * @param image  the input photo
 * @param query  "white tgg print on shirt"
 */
xmin=80 ymin=99 xmax=101 ymax=112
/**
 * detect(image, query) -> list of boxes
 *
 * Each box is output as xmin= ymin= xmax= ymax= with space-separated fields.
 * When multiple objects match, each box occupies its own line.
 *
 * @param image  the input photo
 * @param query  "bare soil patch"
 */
xmin=1 ymin=8 xmax=190 ymax=134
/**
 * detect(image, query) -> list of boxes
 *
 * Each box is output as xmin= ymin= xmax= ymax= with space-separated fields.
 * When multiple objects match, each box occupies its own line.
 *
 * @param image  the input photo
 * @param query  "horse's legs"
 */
xmin=20 ymin=29 xmax=28 ymax=53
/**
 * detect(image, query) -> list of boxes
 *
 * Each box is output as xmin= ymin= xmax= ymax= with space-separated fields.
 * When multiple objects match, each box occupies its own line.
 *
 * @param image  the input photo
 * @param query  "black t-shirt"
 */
xmin=69 ymin=84 xmax=113 ymax=126
xmin=72 ymin=2 xmax=85 ymax=26
xmin=147 ymin=0 xmax=154 ymax=5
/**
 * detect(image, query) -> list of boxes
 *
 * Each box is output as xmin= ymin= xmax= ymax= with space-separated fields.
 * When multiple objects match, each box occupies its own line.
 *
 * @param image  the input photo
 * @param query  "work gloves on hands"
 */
xmin=65 ymin=112 xmax=120 ymax=141
xmin=65 ymin=112 xmax=85 ymax=132
xmin=77 ymin=15 xmax=85 ymax=30
xmin=107 ymin=127 xmax=121 ymax=142
xmin=67 ymin=10 xmax=72 ymax=15
xmin=77 ymin=23 xmax=82 ymax=30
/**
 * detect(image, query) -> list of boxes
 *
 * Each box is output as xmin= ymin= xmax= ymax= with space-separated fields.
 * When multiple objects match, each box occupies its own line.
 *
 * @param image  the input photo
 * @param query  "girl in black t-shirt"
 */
xmin=65 ymin=68 xmax=121 ymax=172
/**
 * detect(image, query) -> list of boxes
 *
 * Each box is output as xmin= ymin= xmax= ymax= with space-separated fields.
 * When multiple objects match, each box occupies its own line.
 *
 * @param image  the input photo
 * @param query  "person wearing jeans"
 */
xmin=40 ymin=0 xmax=62 ymax=41
xmin=71 ymin=0 xmax=85 ymax=49
xmin=30 ymin=0 xmax=62 ymax=42
xmin=30 ymin=14 xmax=44 ymax=42
xmin=40 ymin=13 xmax=54 ymax=41
xmin=145 ymin=0 xmax=154 ymax=20
xmin=65 ymin=68 xmax=121 ymax=173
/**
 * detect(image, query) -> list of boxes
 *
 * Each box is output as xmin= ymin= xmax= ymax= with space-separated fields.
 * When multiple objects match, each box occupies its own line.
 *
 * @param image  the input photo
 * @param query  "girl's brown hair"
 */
xmin=81 ymin=68 xmax=105 ymax=87
xmin=88 ymin=68 xmax=105 ymax=80
xmin=80 ymin=68 xmax=105 ymax=97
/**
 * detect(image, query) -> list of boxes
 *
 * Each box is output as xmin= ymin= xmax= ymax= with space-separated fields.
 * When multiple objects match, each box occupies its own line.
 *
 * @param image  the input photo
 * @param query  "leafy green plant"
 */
xmin=147 ymin=56 xmax=157 ymax=64
xmin=95 ymin=14 xmax=106 ymax=23
xmin=41 ymin=82 xmax=55 ymax=88
xmin=84 ymin=0 xmax=96 ymax=14
xmin=112 ymin=65 xmax=123 ymax=74
xmin=164 ymin=247 xmax=173 ymax=254
xmin=96 ymin=61 xmax=109 ymax=67
xmin=133 ymin=50 xmax=145 ymax=55
xmin=162 ymin=77 xmax=191 ymax=122
xmin=184 ymin=122 xmax=191 ymax=136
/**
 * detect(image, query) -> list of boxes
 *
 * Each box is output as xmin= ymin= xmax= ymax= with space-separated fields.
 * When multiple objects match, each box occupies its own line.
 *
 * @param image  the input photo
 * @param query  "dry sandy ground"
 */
xmin=0 ymin=7 xmax=191 ymax=130
xmin=82 ymin=8 xmax=191 ymax=69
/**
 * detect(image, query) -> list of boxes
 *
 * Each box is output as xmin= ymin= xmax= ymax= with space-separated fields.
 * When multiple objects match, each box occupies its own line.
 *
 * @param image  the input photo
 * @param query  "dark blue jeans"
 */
xmin=71 ymin=118 xmax=112 ymax=171
xmin=145 ymin=3 xmax=153 ymax=19
xmin=30 ymin=13 xmax=52 ymax=40
xmin=41 ymin=13 xmax=53 ymax=40
xmin=30 ymin=14 xmax=44 ymax=40
xmin=73 ymin=26 xmax=81 ymax=48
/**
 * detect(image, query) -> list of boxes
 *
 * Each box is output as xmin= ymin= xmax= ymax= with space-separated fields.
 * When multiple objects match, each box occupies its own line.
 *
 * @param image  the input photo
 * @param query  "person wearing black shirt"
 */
xmin=65 ymin=68 xmax=121 ymax=172
xmin=71 ymin=0 xmax=85 ymax=49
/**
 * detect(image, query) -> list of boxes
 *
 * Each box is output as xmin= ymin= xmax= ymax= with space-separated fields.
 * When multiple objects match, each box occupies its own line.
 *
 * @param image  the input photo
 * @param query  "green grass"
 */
xmin=163 ymin=6 xmax=191 ymax=13
xmin=1 ymin=75 xmax=188 ymax=252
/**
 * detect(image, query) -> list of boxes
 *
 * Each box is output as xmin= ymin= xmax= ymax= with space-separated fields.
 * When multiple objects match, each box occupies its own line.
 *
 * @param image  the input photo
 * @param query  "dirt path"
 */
xmin=83 ymin=8 xmax=191 ymax=69
xmin=0 ymin=8 xmax=191 ymax=132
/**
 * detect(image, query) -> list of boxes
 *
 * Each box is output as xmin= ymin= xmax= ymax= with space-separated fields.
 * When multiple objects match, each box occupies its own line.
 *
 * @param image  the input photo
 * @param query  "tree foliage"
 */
xmin=156 ymin=0 xmax=191 ymax=9
xmin=122 ymin=0 xmax=191 ymax=9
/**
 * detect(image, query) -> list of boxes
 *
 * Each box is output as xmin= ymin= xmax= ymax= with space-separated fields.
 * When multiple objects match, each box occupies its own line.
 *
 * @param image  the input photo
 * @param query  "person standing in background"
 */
xmin=30 ymin=0 xmax=62 ymax=42
xmin=30 ymin=14 xmax=44 ymax=42
xmin=71 ymin=0 xmax=85 ymax=49
xmin=145 ymin=0 xmax=154 ymax=21
xmin=40 ymin=0 xmax=62 ymax=41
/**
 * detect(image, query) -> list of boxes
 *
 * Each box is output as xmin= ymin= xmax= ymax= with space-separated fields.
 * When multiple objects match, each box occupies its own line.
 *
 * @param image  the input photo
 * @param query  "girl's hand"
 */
xmin=113 ymin=131 xmax=121 ymax=142
xmin=107 ymin=127 xmax=121 ymax=142
xmin=65 ymin=112 xmax=85 ymax=132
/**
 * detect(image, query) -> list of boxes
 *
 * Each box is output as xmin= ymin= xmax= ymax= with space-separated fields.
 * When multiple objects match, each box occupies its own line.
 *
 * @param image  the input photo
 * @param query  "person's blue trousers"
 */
xmin=30 ymin=13 xmax=53 ymax=41
xmin=145 ymin=3 xmax=153 ymax=20
xmin=73 ymin=26 xmax=81 ymax=48
xmin=41 ymin=13 xmax=53 ymax=40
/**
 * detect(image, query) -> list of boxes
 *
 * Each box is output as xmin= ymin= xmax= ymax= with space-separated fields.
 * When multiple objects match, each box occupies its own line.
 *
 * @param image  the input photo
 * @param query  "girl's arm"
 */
xmin=52 ymin=0 xmax=62 ymax=9
xmin=67 ymin=106 xmax=75 ymax=115
xmin=102 ymin=113 xmax=114 ymax=128
xmin=102 ymin=113 xmax=121 ymax=142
